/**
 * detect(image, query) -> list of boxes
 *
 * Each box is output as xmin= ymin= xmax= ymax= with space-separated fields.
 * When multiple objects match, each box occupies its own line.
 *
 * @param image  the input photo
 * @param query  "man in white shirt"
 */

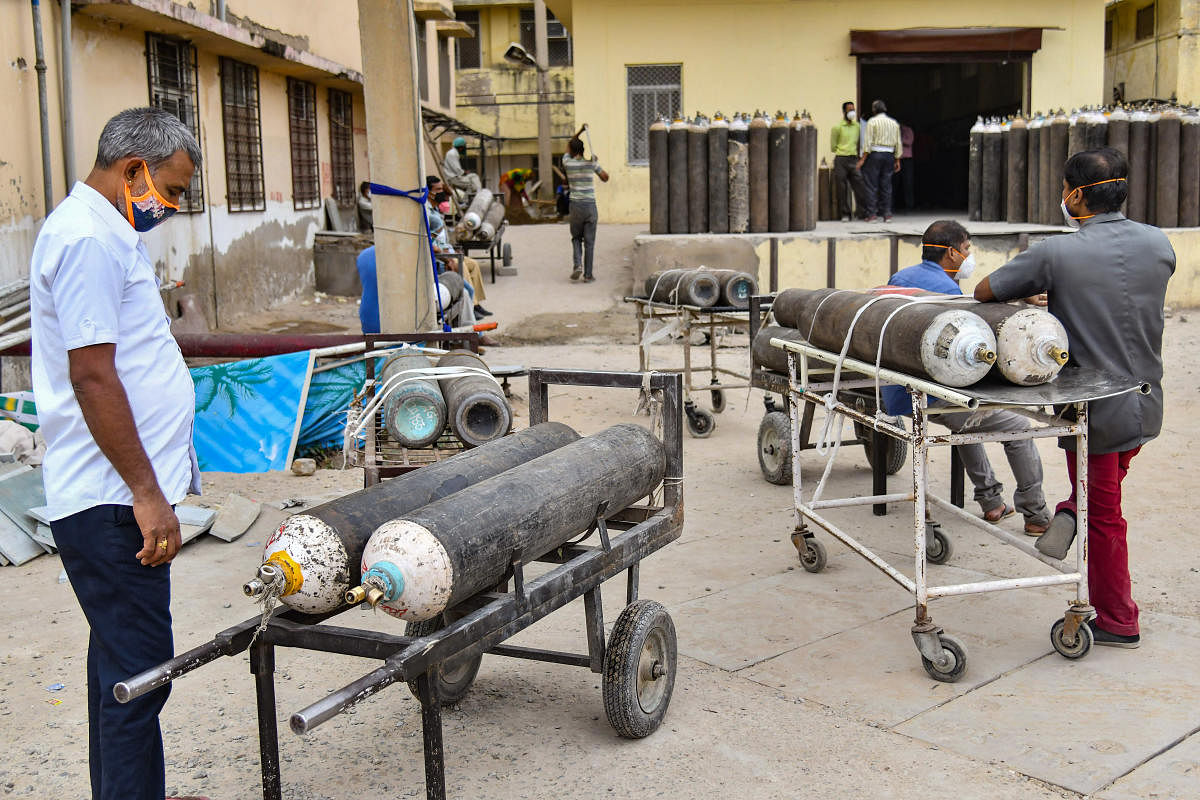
xmin=31 ymin=107 xmax=203 ymax=800
xmin=856 ymin=99 xmax=903 ymax=222
xmin=442 ymin=136 xmax=482 ymax=196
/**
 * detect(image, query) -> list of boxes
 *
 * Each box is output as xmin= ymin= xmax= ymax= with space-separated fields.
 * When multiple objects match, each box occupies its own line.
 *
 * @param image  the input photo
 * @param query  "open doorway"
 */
xmin=859 ymin=59 xmax=1025 ymax=212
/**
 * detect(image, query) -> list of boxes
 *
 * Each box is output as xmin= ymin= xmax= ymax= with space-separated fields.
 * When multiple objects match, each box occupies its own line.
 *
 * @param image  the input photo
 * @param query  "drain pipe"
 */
xmin=31 ymin=0 xmax=55 ymax=216
xmin=60 ymin=0 xmax=75 ymax=187
xmin=216 ymin=0 xmax=226 ymax=21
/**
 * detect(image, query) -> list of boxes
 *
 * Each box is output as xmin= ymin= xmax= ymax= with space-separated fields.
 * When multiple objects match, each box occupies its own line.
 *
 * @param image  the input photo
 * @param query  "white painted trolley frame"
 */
xmin=771 ymin=337 xmax=1147 ymax=680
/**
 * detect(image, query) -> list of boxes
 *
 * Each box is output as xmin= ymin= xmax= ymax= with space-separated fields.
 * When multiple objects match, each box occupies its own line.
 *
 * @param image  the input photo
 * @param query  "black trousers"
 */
xmin=832 ymin=155 xmax=867 ymax=218
xmin=862 ymin=151 xmax=897 ymax=218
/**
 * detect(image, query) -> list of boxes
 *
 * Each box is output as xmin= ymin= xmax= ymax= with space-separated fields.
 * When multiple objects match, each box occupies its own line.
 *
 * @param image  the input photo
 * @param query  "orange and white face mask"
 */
xmin=124 ymin=161 xmax=179 ymax=232
xmin=1061 ymin=177 xmax=1126 ymax=228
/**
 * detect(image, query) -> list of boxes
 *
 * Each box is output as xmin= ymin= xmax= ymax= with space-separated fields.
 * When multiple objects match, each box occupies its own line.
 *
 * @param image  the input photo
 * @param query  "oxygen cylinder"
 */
xmin=1127 ymin=110 xmax=1151 ymax=222
xmin=437 ymin=350 xmax=512 ymax=448
xmin=728 ymin=114 xmax=750 ymax=233
xmin=1005 ymin=118 xmax=1028 ymax=223
xmin=752 ymin=325 xmax=805 ymax=374
xmin=461 ymin=188 xmax=494 ymax=231
xmin=476 ymin=200 xmax=506 ymax=241
xmin=243 ymin=423 xmax=581 ymax=614
xmin=1026 ymin=115 xmax=1042 ymax=224
xmin=1154 ymin=108 xmax=1181 ymax=228
xmin=688 ymin=116 xmax=709 ymax=233
xmin=1067 ymin=110 xmax=1084 ymax=158
xmin=790 ymin=112 xmax=818 ymax=231
xmin=1038 ymin=114 xmax=1054 ymax=224
xmin=981 ymin=119 xmax=1004 ymax=222
xmin=355 ymin=424 xmax=666 ymax=622
xmin=1147 ymin=111 xmax=1159 ymax=224
xmin=707 ymin=114 xmax=729 ymax=234
xmin=644 ymin=268 xmax=721 ymax=307
xmin=1179 ymin=112 xmax=1200 ymax=228
xmin=708 ymin=269 xmax=758 ymax=309
xmin=379 ymin=352 xmax=447 ymax=449
xmin=1048 ymin=111 xmax=1070 ymax=224
xmin=771 ymin=288 xmax=997 ymax=387
xmin=668 ymin=118 xmax=689 ymax=233
xmin=649 ymin=118 xmax=670 ymax=234
xmin=749 ymin=112 xmax=770 ymax=233
xmin=1106 ymin=106 xmax=1130 ymax=158
xmin=768 ymin=112 xmax=791 ymax=233
xmin=1084 ymin=109 xmax=1109 ymax=151
xmin=967 ymin=303 xmax=1070 ymax=386
xmin=968 ymin=117 xmax=984 ymax=221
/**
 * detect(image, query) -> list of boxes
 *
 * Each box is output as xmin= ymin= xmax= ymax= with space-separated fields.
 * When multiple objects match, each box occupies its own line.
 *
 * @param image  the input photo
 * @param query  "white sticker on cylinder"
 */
xmin=262 ymin=514 xmax=351 ymax=615
xmin=362 ymin=520 xmax=455 ymax=623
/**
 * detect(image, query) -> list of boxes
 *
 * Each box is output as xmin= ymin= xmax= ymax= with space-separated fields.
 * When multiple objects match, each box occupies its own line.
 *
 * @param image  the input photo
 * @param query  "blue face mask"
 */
xmin=123 ymin=162 xmax=179 ymax=232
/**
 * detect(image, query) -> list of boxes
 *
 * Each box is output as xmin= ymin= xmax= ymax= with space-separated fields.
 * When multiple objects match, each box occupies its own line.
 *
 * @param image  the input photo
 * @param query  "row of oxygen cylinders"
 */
xmin=649 ymin=111 xmax=819 ymax=235
xmin=969 ymin=105 xmax=1200 ymax=228
xmin=456 ymin=188 xmax=506 ymax=241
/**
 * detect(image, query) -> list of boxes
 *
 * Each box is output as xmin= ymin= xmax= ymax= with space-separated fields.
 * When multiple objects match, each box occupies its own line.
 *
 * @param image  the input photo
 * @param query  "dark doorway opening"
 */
xmin=859 ymin=59 xmax=1025 ymax=212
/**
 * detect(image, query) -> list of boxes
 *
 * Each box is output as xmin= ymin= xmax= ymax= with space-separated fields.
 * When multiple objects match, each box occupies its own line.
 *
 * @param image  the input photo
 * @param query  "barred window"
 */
xmin=626 ymin=64 xmax=681 ymax=165
xmin=219 ymin=57 xmax=265 ymax=212
xmin=287 ymin=78 xmax=319 ymax=210
xmin=1136 ymin=4 xmax=1155 ymax=41
xmin=146 ymin=34 xmax=204 ymax=213
xmin=519 ymin=8 xmax=572 ymax=67
xmin=329 ymin=89 xmax=356 ymax=208
xmin=456 ymin=10 xmax=481 ymax=69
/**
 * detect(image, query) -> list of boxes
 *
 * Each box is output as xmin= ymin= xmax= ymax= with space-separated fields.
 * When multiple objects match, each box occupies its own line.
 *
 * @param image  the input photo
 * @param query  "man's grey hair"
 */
xmin=871 ymin=99 xmax=887 ymax=116
xmin=95 ymin=107 xmax=203 ymax=170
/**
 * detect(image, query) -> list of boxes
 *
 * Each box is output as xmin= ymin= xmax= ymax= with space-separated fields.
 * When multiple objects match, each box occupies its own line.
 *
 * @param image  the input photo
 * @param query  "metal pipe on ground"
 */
xmin=438 ymin=350 xmax=512 ymax=448
xmin=243 ymin=423 xmax=581 ymax=614
xmin=649 ymin=119 xmax=669 ymax=234
xmin=644 ymin=269 xmax=721 ymax=307
xmin=1005 ymin=118 xmax=1028 ymax=223
xmin=748 ymin=112 xmax=769 ymax=233
xmin=706 ymin=115 xmax=729 ymax=234
xmin=687 ymin=117 xmax=709 ymax=233
xmin=727 ymin=115 xmax=750 ymax=233
xmin=1127 ymin=110 xmax=1151 ymax=223
xmin=354 ymin=424 xmax=665 ymax=621
xmin=1154 ymin=109 xmax=1181 ymax=229
xmin=379 ymin=352 xmax=447 ymax=449
xmin=767 ymin=112 xmax=791 ymax=233
xmin=668 ymin=119 xmax=689 ymax=234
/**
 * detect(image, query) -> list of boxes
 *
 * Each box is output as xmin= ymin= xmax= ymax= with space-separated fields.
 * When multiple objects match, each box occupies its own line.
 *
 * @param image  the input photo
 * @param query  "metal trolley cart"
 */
xmin=115 ymin=368 xmax=685 ymax=800
xmin=456 ymin=219 xmax=510 ymax=283
xmin=626 ymin=295 xmax=764 ymax=438
xmin=771 ymin=335 xmax=1147 ymax=681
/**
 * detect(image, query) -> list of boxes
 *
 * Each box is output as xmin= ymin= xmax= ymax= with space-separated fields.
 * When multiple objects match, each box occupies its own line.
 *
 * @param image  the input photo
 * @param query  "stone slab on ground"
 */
xmin=1096 ymin=730 xmax=1200 ymax=799
xmin=208 ymin=494 xmax=262 ymax=542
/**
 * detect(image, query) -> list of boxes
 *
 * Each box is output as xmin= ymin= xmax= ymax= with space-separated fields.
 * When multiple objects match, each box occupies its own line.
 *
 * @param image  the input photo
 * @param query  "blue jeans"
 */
xmin=862 ymin=151 xmax=896 ymax=218
xmin=52 ymin=504 xmax=173 ymax=800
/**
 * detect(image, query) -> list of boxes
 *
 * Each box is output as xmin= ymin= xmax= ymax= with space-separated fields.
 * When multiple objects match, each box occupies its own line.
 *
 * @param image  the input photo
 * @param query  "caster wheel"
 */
xmin=1050 ymin=618 xmax=1093 ymax=659
xmin=925 ymin=525 xmax=953 ymax=565
xmin=685 ymin=405 xmax=716 ymax=438
xmin=405 ymin=611 xmax=482 ymax=705
xmin=501 ymin=242 xmax=513 ymax=266
xmin=603 ymin=600 xmax=677 ymax=739
xmin=757 ymin=411 xmax=792 ymax=485
xmin=710 ymin=388 xmax=726 ymax=414
xmin=921 ymin=633 xmax=967 ymax=683
xmin=791 ymin=534 xmax=826 ymax=573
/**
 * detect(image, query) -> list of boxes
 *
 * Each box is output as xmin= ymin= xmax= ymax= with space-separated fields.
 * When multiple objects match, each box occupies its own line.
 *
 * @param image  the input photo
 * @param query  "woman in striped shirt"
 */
xmin=562 ymin=125 xmax=610 ymax=282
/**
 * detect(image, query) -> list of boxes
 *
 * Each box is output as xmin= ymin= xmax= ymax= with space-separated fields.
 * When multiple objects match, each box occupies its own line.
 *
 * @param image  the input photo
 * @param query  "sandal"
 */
xmin=983 ymin=504 xmax=1015 ymax=523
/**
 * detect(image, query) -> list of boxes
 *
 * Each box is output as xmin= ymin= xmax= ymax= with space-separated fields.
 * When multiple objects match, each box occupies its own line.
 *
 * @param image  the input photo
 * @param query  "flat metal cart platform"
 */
xmin=771 ymin=335 xmax=1148 ymax=681
xmin=115 ymin=368 xmax=685 ymax=800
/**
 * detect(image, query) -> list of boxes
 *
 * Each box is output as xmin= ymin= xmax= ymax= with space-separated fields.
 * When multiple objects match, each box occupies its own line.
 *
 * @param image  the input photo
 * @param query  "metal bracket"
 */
xmin=510 ymin=556 xmax=526 ymax=610
xmin=1060 ymin=604 xmax=1095 ymax=647
xmin=911 ymin=622 xmax=949 ymax=666
xmin=592 ymin=502 xmax=612 ymax=552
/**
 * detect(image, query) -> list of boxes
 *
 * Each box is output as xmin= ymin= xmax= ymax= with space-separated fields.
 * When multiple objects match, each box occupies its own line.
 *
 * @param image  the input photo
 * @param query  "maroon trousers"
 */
xmin=1056 ymin=447 xmax=1141 ymax=635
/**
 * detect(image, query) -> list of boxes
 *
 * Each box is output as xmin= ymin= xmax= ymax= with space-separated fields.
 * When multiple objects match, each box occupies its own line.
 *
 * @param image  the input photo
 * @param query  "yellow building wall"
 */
xmin=1104 ymin=0 xmax=1185 ymax=101
xmin=559 ymin=0 xmax=1107 ymax=225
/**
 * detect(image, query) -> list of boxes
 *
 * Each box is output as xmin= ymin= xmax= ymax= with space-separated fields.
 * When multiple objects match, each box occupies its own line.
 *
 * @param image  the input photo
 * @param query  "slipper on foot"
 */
xmin=1024 ymin=519 xmax=1050 ymax=536
xmin=569 ymin=268 xmax=582 ymax=281
xmin=983 ymin=504 xmax=1015 ymax=523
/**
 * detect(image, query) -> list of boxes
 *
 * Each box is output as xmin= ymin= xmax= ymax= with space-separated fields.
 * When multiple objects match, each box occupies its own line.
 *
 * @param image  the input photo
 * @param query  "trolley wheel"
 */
xmin=855 ymin=421 xmax=908 ymax=475
xmin=757 ymin=411 xmax=793 ymax=485
xmin=404 ymin=612 xmax=482 ymax=706
xmin=791 ymin=531 xmax=827 ymax=573
xmin=925 ymin=524 xmax=953 ymax=565
xmin=603 ymin=600 xmax=677 ymax=739
xmin=921 ymin=633 xmax=968 ymax=683
xmin=710 ymin=388 xmax=726 ymax=414
xmin=1050 ymin=618 xmax=1094 ymax=660
xmin=502 ymin=242 xmax=513 ymax=266
xmin=685 ymin=404 xmax=716 ymax=438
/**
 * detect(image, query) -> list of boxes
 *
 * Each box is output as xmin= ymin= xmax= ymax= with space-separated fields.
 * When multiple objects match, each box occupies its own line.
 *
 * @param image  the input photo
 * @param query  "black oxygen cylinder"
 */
xmin=649 ymin=119 xmax=670 ymax=234
xmin=1067 ymin=112 xmax=1084 ymax=158
xmin=749 ymin=112 xmax=770 ymax=233
xmin=1038 ymin=117 xmax=1054 ymax=224
xmin=1048 ymin=112 xmax=1069 ymax=224
xmin=728 ymin=114 xmax=750 ymax=233
xmin=789 ymin=114 xmax=807 ymax=231
xmin=688 ymin=117 xmax=709 ymax=233
xmin=1026 ymin=117 xmax=1042 ymax=224
xmin=1179 ymin=114 xmax=1200 ymax=228
xmin=1147 ymin=112 xmax=1158 ymax=224
xmin=768 ymin=112 xmax=791 ymax=233
xmin=1006 ymin=119 xmax=1028 ymax=223
xmin=668 ymin=119 xmax=689 ymax=233
xmin=803 ymin=114 xmax=819 ymax=230
xmin=981 ymin=121 xmax=1003 ymax=222
xmin=707 ymin=115 xmax=729 ymax=234
xmin=1127 ymin=111 xmax=1150 ymax=222
xmin=1154 ymin=109 xmax=1181 ymax=228
xmin=968 ymin=117 xmax=984 ymax=221
xmin=1085 ymin=111 xmax=1108 ymax=151
xmin=1106 ymin=107 xmax=1130 ymax=158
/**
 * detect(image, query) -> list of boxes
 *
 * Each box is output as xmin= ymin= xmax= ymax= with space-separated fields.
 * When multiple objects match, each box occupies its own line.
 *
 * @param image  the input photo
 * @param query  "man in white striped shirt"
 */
xmin=856 ymin=99 xmax=902 ymax=222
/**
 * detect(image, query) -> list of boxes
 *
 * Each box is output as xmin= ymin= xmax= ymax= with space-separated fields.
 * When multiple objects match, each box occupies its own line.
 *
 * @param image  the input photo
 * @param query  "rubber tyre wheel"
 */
xmin=686 ymin=406 xmax=716 ymax=439
xmin=404 ymin=611 xmax=483 ymax=705
xmin=1050 ymin=618 xmax=1094 ymax=660
xmin=855 ymin=421 xmax=908 ymax=476
xmin=921 ymin=633 xmax=968 ymax=683
xmin=710 ymin=388 xmax=726 ymax=414
xmin=757 ymin=411 xmax=792 ymax=485
xmin=603 ymin=600 xmax=677 ymax=739
xmin=925 ymin=526 xmax=953 ymax=565
xmin=799 ymin=537 xmax=827 ymax=573
xmin=502 ymin=242 xmax=513 ymax=266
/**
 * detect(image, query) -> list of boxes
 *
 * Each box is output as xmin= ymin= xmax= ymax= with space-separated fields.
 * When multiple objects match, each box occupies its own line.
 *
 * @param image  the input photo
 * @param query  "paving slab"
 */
xmin=209 ymin=494 xmax=262 ymax=542
xmin=895 ymin=611 xmax=1200 ymax=795
xmin=1096 ymin=730 xmax=1200 ymax=799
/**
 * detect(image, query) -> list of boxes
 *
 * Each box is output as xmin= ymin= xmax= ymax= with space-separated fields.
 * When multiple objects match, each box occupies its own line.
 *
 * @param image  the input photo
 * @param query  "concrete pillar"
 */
xmin=534 ymin=0 xmax=551 ymax=201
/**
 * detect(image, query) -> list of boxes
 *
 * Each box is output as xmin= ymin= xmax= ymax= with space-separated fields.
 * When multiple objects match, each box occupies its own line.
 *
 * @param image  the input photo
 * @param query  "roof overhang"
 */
xmin=850 ymin=27 xmax=1045 ymax=56
xmin=414 ymin=0 xmax=456 ymax=21
xmin=436 ymin=20 xmax=476 ymax=38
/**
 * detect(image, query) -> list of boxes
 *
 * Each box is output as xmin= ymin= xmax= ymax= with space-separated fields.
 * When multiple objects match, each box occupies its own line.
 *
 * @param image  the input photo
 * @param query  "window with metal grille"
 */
xmin=456 ymin=10 xmax=481 ymax=69
xmin=519 ymin=8 xmax=572 ymax=67
xmin=626 ymin=64 xmax=681 ymax=165
xmin=146 ymin=33 xmax=204 ymax=213
xmin=1136 ymin=3 xmax=1155 ymax=40
xmin=287 ymin=78 xmax=319 ymax=210
xmin=1105 ymin=17 xmax=1114 ymax=51
xmin=219 ymin=57 xmax=265 ymax=212
xmin=416 ymin=22 xmax=430 ymax=101
xmin=329 ymin=89 xmax=356 ymax=209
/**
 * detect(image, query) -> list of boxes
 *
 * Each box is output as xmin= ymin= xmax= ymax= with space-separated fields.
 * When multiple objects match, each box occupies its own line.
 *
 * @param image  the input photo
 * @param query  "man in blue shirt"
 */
xmin=881 ymin=221 xmax=1051 ymax=534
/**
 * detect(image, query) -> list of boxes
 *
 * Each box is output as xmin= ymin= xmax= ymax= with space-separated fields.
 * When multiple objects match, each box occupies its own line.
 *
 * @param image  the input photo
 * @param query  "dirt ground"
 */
xmin=1 ymin=221 xmax=1198 ymax=799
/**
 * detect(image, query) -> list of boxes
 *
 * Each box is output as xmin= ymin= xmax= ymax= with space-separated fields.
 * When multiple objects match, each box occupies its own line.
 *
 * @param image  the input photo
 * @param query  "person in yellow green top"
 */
xmin=830 ymin=100 xmax=868 ymax=221
xmin=499 ymin=167 xmax=536 ymax=206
